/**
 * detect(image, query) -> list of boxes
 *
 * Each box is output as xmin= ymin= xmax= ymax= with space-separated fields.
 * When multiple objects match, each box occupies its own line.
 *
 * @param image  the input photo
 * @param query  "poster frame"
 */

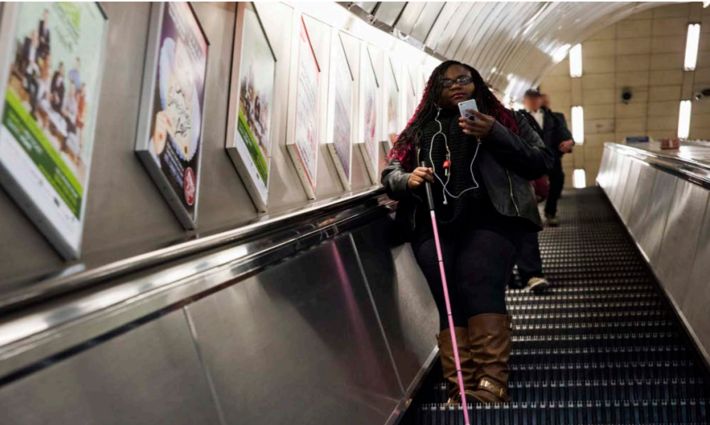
xmin=0 ymin=2 xmax=109 ymax=259
xmin=134 ymin=2 xmax=210 ymax=230
xmin=225 ymin=2 xmax=276 ymax=212
xmin=325 ymin=29 xmax=354 ymax=191
xmin=357 ymin=44 xmax=380 ymax=185
xmin=286 ymin=14 xmax=321 ymax=200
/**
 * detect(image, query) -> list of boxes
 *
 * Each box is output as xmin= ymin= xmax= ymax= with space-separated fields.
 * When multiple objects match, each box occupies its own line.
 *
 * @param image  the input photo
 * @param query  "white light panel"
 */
xmin=573 ymin=169 xmax=587 ymax=189
xmin=571 ymin=106 xmax=584 ymax=144
xmin=677 ymin=100 xmax=692 ymax=139
xmin=569 ymin=44 xmax=582 ymax=78
xmin=684 ymin=23 xmax=701 ymax=71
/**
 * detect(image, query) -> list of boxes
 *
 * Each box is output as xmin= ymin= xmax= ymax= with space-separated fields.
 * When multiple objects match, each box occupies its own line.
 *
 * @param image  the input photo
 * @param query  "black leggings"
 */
xmin=412 ymin=208 xmax=521 ymax=330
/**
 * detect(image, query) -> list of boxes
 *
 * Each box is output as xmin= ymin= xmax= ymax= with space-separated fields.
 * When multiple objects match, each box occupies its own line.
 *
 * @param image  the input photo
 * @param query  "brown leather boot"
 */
xmin=437 ymin=327 xmax=476 ymax=404
xmin=467 ymin=314 xmax=513 ymax=403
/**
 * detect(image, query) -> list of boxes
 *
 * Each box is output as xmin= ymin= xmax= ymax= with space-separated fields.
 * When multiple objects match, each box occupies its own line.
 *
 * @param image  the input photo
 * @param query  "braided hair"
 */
xmin=388 ymin=60 xmax=518 ymax=171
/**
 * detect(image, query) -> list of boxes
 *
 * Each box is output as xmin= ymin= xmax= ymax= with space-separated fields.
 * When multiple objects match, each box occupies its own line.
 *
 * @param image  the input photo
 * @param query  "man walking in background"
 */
xmin=514 ymin=90 xmax=575 ymax=292
xmin=540 ymin=93 xmax=574 ymax=225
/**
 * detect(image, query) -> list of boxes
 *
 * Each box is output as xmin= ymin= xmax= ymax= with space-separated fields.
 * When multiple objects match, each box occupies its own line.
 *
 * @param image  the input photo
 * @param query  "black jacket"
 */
xmin=381 ymin=111 xmax=554 ymax=239
xmin=519 ymin=108 xmax=572 ymax=159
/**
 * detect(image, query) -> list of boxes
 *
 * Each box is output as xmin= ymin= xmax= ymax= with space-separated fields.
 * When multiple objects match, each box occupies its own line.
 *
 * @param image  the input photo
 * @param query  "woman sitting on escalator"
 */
xmin=381 ymin=61 xmax=553 ymax=403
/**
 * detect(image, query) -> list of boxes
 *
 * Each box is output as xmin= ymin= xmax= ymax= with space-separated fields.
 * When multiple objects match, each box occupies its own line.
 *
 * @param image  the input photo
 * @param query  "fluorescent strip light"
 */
xmin=573 ymin=169 xmax=587 ymax=189
xmin=684 ymin=23 xmax=701 ymax=71
xmin=571 ymin=106 xmax=584 ymax=144
xmin=569 ymin=44 xmax=583 ymax=78
xmin=677 ymin=100 xmax=692 ymax=139
xmin=552 ymin=43 xmax=571 ymax=63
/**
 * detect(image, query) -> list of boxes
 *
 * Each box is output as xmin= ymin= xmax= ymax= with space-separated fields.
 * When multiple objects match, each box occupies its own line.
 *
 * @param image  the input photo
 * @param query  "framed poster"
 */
xmin=358 ymin=44 xmax=380 ymax=184
xmin=286 ymin=15 xmax=320 ymax=199
xmin=135 ymin=2 xmax=209 ymax=230
xmin=226 ymin=2 xmax=276 ymax=212
xmin=0 ymin=3 xmax=108 ymax=259
xmin=325 ymin=30 xmax=353 ymax=191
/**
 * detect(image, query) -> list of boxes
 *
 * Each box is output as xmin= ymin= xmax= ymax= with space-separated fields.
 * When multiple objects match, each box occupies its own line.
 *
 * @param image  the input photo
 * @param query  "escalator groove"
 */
xmin=403 ymin=188 xmax=710 ymax=424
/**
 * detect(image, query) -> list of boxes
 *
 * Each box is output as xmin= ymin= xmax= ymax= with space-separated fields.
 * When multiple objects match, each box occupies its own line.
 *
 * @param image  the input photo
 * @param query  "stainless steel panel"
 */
xmin=186 ymin=235 xmax=402 ymax=425
xmin=684 ymin=197 xmax=710 ymax=362
xmin=612 ymin=155 xmax=632 ymax=210
xmin=422 ymin=2 xmax=461 ymax=49
xmin=637 ymin=171 xmax=677 ymax=265
xmin=619 ymin=159 xmax=642 ymax=224
xmin=606 ymin=152 xmax=622 ymax=206
xmin=626 ymin=163 xmax=658 ymax=241
xmin=394 ymin=2 xmax=426 ymax=35
xmin=349 ymin=218 xmax=438 ymax=394
xmin=374 ymin=2 xmax=406 ymax=27
xmin=654 ymin=179 xmax=709 ymax=306
xmin=0 ymin=310 xmax=221 ymax=425
xmin=409 ymin=3 xmax=445 ymax=43
xmin=597 ymin=146 xmax=613 ymax=190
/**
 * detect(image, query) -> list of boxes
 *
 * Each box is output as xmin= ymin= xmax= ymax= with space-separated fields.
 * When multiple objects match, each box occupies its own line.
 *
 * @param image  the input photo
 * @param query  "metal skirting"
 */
xmin=0 ymin=210 xmax=438 ymax=425
xmin=403 ymin=188 xmax=710 ymax=424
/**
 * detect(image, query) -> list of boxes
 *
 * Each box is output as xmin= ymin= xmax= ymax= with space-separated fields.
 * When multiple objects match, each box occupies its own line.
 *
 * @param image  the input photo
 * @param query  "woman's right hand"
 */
xmin=407 ymin=167 xmax=433 ymax=189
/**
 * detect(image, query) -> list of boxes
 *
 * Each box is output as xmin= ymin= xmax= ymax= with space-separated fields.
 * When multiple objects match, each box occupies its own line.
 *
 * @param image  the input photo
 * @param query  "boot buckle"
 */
xmin=478 ymin=377 xmax=507 ymax=399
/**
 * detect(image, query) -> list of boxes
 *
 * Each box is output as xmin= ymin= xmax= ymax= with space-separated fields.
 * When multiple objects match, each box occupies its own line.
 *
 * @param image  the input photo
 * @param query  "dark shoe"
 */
xmin=526 ymin=276 xmax=550 ymax=293
xmin=437 ymin=327 xmax=476 ymax=404
xmin=545 ymin=215 xmax=560 ymax=227
xmin=468 ymin=314 xmax=513 ymax=403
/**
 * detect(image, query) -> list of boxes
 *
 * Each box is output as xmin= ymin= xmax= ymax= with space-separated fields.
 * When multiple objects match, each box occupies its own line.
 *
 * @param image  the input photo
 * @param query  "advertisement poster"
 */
xmin=136 ymin=2 xmax=208 ymax=229
xmin=0 ymin=3 xmax=107 ymax=259
xmin=385 ymin=57 xmax=399 ymax=149
xmin=226 ymin=3 xmax=275 ymax=211
xmin=326 ymin=31 xmax=353 ymax=190
xmin=287 ymin=16 xmax=320 ymax=198
xmin=359 ymin=45 xmax=379 ymax=183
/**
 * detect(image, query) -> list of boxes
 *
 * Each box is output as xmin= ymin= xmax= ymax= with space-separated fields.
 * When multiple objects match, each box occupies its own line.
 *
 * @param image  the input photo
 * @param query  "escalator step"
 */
xmin=404 ymin=189 xmax=710 ymax=424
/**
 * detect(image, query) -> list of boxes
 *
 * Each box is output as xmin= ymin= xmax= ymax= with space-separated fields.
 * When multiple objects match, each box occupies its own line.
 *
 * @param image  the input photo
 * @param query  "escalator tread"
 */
xmin=405 ymin=188 xmax=710 ymax=424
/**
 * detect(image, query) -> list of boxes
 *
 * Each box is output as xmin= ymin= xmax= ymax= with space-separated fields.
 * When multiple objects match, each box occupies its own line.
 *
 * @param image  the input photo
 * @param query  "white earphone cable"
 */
xmin=428 ymin=107 xmax=481 ymax=206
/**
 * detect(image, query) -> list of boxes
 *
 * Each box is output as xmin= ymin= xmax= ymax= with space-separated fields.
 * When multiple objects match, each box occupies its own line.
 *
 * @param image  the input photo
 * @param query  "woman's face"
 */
xmin=438 ymin=64 xmax=475 ymax=110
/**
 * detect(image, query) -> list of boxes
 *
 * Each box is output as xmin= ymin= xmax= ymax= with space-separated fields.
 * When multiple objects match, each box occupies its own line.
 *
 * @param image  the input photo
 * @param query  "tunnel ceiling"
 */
xmin=343 ymin=2 xmax=662 ymax=100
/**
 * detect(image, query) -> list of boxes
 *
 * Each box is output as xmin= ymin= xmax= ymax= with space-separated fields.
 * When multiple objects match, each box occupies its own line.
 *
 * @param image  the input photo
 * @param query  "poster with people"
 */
xmin=287 ymin=16 xmax=320 ymax=199
xmin=226 ymin=3 xmax=275 ymax=212
xmin=0 ymin=3 xmax=107 ymax=259
xmin=359 ymin=45 xmax=379 ymax=184
xmin=326 ymin=31 xmax=353 ymax=190
xmin=135 ymin=3 xmax=208 ymax=229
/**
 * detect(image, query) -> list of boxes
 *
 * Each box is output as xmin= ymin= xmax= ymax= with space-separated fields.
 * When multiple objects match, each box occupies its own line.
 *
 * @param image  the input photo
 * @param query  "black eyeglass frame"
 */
xmin=440 ymin=75 xmax=474 ymax=88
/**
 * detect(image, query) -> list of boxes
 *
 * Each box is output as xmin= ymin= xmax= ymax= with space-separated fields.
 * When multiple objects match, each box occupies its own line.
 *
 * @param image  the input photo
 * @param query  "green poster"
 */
xmin=0 ymin=3 xmax=107 ymax=258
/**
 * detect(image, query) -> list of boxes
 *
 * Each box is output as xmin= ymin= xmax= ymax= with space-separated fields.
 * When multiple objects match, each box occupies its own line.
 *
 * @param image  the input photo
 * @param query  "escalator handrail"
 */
xmin=0 ymin=186 xmax=386 ymax=312
xmin=0 ymin=186 xmax=396 ymax=379
xmin=605 ymin=142 xmax=710 ymax=189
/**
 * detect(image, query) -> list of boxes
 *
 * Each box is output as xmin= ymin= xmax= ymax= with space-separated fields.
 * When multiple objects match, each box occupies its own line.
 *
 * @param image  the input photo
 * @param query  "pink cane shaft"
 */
xmin=430 ymin=211 xmax=471 ymax=425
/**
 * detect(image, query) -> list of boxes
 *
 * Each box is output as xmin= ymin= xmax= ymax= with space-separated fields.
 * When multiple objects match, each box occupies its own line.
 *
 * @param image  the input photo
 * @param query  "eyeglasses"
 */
xmin=441 ymin=75 xmax=473 ymax=88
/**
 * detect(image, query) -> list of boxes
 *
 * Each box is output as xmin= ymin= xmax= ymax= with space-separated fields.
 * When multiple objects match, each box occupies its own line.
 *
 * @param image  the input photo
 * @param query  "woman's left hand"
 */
xmin=459 ymin=110 xmax=495 ymax=138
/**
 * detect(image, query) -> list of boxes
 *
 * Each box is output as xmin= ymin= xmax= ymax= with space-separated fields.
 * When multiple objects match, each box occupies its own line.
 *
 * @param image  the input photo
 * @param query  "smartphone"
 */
xmin=458 ymin=99 xmax=478 ymax=119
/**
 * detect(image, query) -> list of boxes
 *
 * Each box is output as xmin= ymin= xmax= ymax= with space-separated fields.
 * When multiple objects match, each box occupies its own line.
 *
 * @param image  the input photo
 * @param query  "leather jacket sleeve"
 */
xmin=381 ymin=158 xmax=426 ymax=202
xmin=482 ymin=111 xmax=555 ymax=180
xmin=381 ymin=159 xmax=413 ymax=201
